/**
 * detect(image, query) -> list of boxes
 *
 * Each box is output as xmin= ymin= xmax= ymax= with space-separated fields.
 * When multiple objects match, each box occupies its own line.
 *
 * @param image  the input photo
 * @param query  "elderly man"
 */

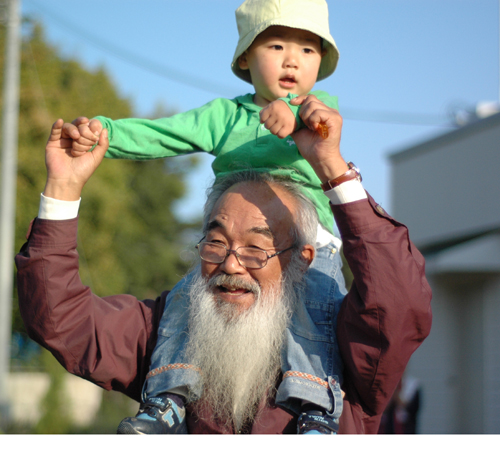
xmin=16 ymin=97 xmax=432 ymax=434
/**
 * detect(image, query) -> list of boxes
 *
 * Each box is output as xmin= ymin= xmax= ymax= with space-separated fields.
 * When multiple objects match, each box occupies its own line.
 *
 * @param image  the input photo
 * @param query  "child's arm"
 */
xmin=64 ymin=98 xmax=238 ymax=162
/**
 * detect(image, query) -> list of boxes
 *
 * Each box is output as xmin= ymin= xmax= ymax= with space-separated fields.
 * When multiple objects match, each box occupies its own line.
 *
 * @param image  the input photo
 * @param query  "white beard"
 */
xmin=184 ymin=263 xmax=301 ymax=432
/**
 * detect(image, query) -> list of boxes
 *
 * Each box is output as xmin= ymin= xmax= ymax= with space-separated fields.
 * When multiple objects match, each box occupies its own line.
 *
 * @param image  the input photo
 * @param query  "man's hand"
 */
xmin=290 ymin=95 xmax=349 ymax=182
xmin=43 ymin=119 xmax=108 ymax=201
xmin=260 ymin=99 xmax=298 ymax=138
xmin=62 ymin=117 xmax=104 ymax=157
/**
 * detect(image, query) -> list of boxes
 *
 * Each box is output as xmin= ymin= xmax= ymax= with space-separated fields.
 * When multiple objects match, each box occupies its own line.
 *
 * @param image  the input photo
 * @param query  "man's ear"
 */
xmin=300 ymin=244 xmax=315 ymax=269
xmin=238 ymin=52 xmax=249 ymax=70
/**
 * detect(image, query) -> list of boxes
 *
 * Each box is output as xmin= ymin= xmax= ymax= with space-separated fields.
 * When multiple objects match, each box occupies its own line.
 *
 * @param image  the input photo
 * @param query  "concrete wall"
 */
xmin=405 ymin=269 xmax=500 ymax=433
xmin=390 ymin=113 xmax=500 ymax=249
xmin=405 ymin=275 xmax=460 ymax=433
xmin=482 ymin=278 xmax=500 ymax=433
xmin=390 ymin=114 xmax=500 ymax=434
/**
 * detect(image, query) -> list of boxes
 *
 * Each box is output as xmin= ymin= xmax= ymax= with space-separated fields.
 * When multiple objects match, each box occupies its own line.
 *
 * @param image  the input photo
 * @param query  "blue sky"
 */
xmin=21 ymin=0 xmax=499 ymax=222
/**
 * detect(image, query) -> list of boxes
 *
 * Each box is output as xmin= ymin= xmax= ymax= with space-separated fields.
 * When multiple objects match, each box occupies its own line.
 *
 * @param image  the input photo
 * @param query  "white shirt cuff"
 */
xmin=38 ymin=193 xmax=81 ymax=220
xmin=324 ymin=179 xmax=367 ymax=205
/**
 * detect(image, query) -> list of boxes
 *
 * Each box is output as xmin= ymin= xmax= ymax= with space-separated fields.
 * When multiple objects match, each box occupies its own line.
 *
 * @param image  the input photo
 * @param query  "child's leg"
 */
xmin=117 ymin=270 xmax=202 ymax=434
xmin=143 ymin=270 xmax=203 ymax=402
xmin=276 ymin=229 xmax=346 ymax=433
xmin=116 ymin=392 xmax=187 ymax=435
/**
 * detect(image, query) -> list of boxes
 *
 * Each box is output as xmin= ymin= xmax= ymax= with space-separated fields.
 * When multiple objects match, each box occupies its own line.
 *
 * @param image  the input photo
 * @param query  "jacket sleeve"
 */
xmin=96 ymin=97 xmax=237 ymax=161
xmin=15 ymin=217 xmax=166 ymax=402
xmin=333 ymin=194 xmax=432 ymax=417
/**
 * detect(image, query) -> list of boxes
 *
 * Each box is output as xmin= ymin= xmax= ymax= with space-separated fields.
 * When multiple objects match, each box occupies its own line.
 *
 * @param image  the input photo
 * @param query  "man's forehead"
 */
xmin=207 ymin=217 xmax=275 ymax=240
xmin=208 ymin=182 xmax=296 ymax=239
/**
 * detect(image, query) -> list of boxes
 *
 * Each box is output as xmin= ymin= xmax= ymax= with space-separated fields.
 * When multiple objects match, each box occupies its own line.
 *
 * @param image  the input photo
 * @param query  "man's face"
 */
xmin=201 ymin=182 xmax=298 ymax=314
xmin=238 ymin=26 xmax=324 ymax=107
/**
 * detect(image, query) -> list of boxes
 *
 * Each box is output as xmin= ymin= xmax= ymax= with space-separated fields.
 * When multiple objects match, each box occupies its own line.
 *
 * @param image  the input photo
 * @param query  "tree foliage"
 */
xmin=1 ymin=20 xmax=199 ymax=334
xmin=33 ymin=350 xmax=72 ymax=434
xmin=0 ymin=18 xmax=201 ymax=434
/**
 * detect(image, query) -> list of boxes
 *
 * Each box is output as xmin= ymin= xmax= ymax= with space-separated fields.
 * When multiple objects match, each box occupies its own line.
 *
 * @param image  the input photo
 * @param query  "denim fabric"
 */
xmin=276 ymin=242 xmax=346 ymax=417
xmin=143 ymin=273 xmax=201 ymax=402
xmin=144 ymin=240 xmax=346 ymax=417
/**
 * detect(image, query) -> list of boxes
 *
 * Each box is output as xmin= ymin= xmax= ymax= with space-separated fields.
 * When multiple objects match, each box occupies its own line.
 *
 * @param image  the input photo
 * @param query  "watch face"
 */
xmin=347 ymin=162 xmax=362 ymax=181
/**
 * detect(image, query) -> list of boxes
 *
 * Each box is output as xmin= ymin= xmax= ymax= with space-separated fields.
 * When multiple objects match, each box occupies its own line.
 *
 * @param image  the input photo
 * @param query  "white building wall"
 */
xmin=390 ymin=113 xmax=500 ymax=249
xmin=483 ymin=278 xmax=500 ymax=433
xmin=405 ymin=275 xmax=459 ymax=433
xmin=454 ymin=279 xmax=484 ymax=433
xmin=390 ymin=115 xmax=500 ymax=434
xmin=407 ymin=273 xmax=500 ymax=434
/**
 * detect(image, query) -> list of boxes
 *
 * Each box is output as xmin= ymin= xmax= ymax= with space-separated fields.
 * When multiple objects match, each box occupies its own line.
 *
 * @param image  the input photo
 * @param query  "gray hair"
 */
xmin=203 ymin=170 xmax=318 ymax=250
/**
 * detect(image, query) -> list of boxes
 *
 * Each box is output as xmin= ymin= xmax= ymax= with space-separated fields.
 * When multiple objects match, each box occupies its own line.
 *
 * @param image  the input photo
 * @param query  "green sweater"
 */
xmin=97 ymin=90 xmax=339 ymax=235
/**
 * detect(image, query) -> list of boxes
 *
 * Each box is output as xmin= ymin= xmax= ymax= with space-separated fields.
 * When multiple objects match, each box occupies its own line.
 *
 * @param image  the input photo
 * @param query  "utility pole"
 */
xmin=0 ymin=0 xmax=21 ymax=429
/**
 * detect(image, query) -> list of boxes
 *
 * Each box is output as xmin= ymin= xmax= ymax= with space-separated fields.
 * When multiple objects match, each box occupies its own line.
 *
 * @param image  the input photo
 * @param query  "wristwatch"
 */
xmin=320 ymin=162 xmax=362 ymax=192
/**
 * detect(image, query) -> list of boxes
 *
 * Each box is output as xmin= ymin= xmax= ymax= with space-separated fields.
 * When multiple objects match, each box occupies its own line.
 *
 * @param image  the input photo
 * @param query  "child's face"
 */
xmin=238 ymin=26 xmax=324 ymax=107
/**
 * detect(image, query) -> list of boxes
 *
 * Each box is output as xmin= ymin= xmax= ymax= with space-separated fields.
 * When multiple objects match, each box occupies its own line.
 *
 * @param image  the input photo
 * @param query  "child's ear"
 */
xmin=238 ymin=52 xmax=249 ymax=70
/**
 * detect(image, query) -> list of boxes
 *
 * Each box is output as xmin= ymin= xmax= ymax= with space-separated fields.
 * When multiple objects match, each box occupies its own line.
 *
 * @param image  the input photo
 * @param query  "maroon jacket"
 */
xmin=15 ymin=195 xmax=432 ymax=434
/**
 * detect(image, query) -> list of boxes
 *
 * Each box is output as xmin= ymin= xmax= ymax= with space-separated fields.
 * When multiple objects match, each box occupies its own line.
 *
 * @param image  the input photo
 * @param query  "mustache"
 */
xmin=208 ymin=274 xmax=261 ymax=295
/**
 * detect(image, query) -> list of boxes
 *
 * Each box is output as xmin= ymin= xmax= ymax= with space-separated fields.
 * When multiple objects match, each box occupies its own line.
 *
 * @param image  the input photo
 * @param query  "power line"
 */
xmin=341 ymin=108 xmax=453 ymax=127
xmin=24 ymin=0 xmax=239 ymax=97
xmin=24 ymin=0 xmax=453 ymax=127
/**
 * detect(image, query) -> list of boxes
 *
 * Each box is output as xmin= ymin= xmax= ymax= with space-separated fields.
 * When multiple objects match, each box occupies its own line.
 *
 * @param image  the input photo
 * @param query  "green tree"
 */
xmin=2 ymin=20 xmax=199 ymax=333
xmin=2 ymin=19 xmax=201 ymax=432
xmin=70 ymin=391 xmax=138 ymax=434
xmin=33 ymin=350 xmax=72 ymax=434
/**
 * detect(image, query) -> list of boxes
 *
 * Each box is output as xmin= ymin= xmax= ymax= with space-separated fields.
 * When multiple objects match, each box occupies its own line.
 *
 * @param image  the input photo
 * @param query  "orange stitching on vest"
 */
xmin=146 ymin=363 xmax=202 ymax=380
xmin=282 ymin=371 xmax=329 ymax=388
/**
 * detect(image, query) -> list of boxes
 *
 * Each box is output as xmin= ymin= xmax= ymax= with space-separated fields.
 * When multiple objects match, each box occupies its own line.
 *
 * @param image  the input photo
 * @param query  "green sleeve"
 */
xmin=277 ymin=90 xmax=339 ymax=130
xmin=96 ymin=98 xmax=237 ymax=160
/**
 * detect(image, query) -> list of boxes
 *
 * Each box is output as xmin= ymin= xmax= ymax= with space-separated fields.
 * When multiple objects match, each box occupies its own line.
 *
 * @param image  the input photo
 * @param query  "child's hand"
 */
xmin=291 ymin=95 xmax=336 ymax=140
xmin=260 ymin=100 xmax=298 ymax=138
xmin=63 ymin=117 xmax=103 ymax=157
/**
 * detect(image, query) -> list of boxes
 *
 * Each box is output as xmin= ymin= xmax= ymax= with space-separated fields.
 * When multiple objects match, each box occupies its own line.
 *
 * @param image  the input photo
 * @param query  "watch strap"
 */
xmin=320 ymin=162 xmax=362 ymax=192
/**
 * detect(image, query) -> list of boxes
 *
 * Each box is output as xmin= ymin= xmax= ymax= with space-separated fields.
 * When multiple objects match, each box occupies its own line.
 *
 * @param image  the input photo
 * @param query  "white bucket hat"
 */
xmin=231 ymin=0 xmax=339 ymax=84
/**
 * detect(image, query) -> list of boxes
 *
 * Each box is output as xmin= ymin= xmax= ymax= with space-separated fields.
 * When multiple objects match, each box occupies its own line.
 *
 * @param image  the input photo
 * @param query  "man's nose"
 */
xmin=218 ymin=250 xmax=246 ymax=274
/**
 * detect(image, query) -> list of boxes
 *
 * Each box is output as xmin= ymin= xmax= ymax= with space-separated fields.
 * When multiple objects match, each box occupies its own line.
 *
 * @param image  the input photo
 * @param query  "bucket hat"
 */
xmin=231 ymin=0 xmax=339 ymax=84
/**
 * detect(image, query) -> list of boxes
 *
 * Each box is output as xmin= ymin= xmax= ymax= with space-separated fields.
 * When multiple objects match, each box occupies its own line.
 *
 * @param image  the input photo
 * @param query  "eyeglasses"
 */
xmin=195 ymin=239 xmax=296 ymax=269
